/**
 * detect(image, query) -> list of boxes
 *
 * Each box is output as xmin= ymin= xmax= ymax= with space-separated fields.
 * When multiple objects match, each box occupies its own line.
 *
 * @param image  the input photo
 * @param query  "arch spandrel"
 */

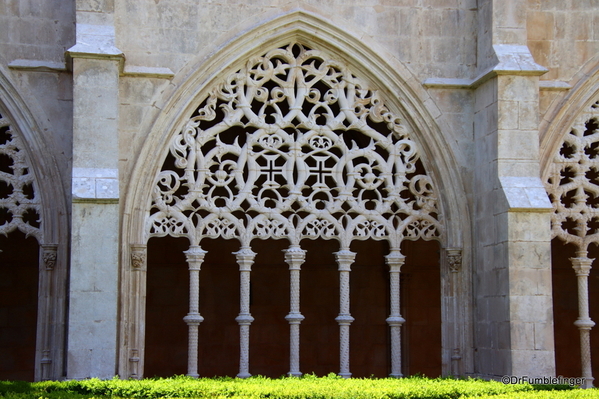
xmin=147 ymin=43 xmax=442 ymax=248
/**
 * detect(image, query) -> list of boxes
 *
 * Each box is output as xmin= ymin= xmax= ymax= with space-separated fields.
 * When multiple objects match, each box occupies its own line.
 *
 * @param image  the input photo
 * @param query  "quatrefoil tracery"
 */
xmin=148 ymin=43 xmax=442 ymax=247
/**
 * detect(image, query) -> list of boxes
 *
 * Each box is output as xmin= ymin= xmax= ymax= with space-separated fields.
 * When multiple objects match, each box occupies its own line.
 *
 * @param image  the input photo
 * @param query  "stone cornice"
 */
xmin=424 ymin=44 xmax=551 ymax=90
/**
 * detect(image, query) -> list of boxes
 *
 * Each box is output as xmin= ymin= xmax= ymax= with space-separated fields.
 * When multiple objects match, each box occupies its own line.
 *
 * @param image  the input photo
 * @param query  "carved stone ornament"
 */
xmin=446 ymin=248 xmax=462 ymax=273
xmin=41 ymin=244 xmax=58 ymax=270
xmin=546 ymin=100 xmax=599 ymax=252
xmin=148 ymin=43 xmax=441 ymax=246
xmin=130 ymin=245 xmax=147 ymax=270
xmin=0 ymin=114 xmax=41 ymax=240
xmin=547 ymin=99 xmax=599 ymax=388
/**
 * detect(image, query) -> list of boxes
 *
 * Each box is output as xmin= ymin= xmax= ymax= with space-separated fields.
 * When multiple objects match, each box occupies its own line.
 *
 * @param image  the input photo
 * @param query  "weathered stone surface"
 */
xmin=0 ymin=0 xmax=598 ymax=383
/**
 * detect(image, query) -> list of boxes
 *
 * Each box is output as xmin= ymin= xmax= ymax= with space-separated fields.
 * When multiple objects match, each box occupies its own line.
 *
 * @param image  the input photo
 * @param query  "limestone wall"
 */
xmin=1 ymin=0 xmax=599 ymax=381
xmin=0 ymin=0 xmax=74 ymax=199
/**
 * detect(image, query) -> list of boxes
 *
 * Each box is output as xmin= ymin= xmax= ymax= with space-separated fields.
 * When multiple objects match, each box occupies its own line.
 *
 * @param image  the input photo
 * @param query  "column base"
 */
xmin=582 ymin=377 xmax=594 ymax=389
xmin=338 ymin=372 xmax=352 ymax=378
xmin=389 ymin=373 xmax=403 ymax=378
xmin=186 ymin=373 xmax=199 ymax=378
xmin=288 ymin=371 xmax=302 ymax=377
xmin=237 ymin=372 xmax=252 ymax=378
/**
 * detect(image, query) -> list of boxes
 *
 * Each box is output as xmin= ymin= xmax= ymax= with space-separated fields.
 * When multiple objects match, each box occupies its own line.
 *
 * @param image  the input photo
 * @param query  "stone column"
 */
xmin=385 ymin=249 xmax=405 ymax=378
xmin=66 ymin=19 xmax=124 ymax=379
xmin=571 ymin=252 xmax=595 ymax=388
xmin=183 ymin=246 xmax=207 ymax=378
xmin=37 ymin=244 xmax=58 ymax=381
xmin=127 ymin=244 xmax=147 ymax=379
xmin=234 ymin=246 xmax=256 ymax=378
xmin=284 ymin=245 xmax=306 ymax=377
xmin=334 ymin=249 xmax=356 ymax=378
xmin=447 ymin=248 xmax=463 ymax=377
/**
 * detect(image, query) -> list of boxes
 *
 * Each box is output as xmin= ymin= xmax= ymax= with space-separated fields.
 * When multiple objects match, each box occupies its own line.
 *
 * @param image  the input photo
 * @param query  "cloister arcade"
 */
xmin=2 ymin=1 xmax=599 ymax=385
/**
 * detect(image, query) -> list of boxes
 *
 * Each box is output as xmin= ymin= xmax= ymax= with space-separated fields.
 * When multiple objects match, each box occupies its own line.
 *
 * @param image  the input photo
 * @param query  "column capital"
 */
xmin=284 ymin=245 xmax=306 ymax=269
xmin=130 ymin=244 xmax=147 ymax=270
xmin=235 ymin=246 xmax=256 ymax=271
xmin=41 ymin=244 xmax=58 ymax=271
xmin=335 ymin=249 xmax=356 ymax=271
xmin=446 ymin=248 xmax=463 ymax=273
xmin=571 ymin=255 xmax=594 ymax=276
xmin=184 ymin=245 xmax=206 ymax=270
xmin=385 ymin=249 xmax=405 ymax=272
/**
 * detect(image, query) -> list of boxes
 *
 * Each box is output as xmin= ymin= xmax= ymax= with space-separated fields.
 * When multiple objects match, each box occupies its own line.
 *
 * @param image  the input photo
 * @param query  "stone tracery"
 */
xmin=546 ymin=99 xmax=599 ymax=388
xmin=147 ymin=42 xmax=442 ymax=378
xmin=148 ymin=43 xmax=441 ymax=247
xmin=0 ymin=113 xmax=41 ymax=240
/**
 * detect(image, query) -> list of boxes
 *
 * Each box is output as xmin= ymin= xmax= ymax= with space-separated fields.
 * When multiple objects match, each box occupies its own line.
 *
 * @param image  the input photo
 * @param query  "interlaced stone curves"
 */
xmin=148 ymin=43 xmax=442 ymax=247
xmin=0 ymin=114 xmax=42 ymax=240
xmin=546 ymin=100 xmax=599 ymax=251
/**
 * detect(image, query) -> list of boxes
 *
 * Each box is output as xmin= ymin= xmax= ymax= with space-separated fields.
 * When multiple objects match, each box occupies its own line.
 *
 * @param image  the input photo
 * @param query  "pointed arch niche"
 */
xmin=120 ymin=11 xmax=471 ymax=379
xmin=543 ymin=68 xmax=599 ymax=387
xmin=0 ymin=68 xmax=68 ymax=381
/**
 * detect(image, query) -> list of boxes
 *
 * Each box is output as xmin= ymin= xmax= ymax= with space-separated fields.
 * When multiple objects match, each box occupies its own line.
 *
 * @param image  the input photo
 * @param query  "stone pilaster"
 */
xmin=66 ymin=9 xmax=123 ymax=378
xmin=473 ymin=0 xmax=554 ymax=379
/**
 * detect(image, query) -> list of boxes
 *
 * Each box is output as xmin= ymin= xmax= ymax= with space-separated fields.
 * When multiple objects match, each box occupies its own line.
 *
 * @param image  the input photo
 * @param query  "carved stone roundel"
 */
xmin=149 ymin=43 xmax=441 ymax=247
xmin=546 ymin=100 xmax=599 ymax=251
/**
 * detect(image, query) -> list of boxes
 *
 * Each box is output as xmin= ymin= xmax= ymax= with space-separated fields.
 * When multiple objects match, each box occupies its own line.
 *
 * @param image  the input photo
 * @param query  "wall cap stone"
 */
xmin=539 ymin=81 xmax=571 ymax=91
xmin=66 ymin=24 xmax=124 ymax=67
xmin=499 ymin=176 xmax=552 ymax=212
xmin=122 ymin=66 xmax=174 ymax=79
xmin=424 ymin=45 xmax=548 ymax=89
xmin=8 ymin=60 xmax=67 ymax=72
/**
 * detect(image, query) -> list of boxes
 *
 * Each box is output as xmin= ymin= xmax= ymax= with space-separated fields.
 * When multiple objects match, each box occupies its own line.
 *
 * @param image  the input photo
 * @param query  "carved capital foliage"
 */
xmin=183 ymin=245 xmax=206 ymax=270
xmin=148 ymin=43 xmax=442 ymax=247
xmin=41 ymin=244 xmax=58 ymax=270
xmin=546 ymin=100 xmax=599 ymax=252
xmin=130 ymin=244 xmax=147 ymax=270
xmin=284 ymin=244 xmax=306 ymax=269
xmin=0 ymin=115 xmax=42 ymax=241
xmin=446 ymin=248 xmax=462 ymax=273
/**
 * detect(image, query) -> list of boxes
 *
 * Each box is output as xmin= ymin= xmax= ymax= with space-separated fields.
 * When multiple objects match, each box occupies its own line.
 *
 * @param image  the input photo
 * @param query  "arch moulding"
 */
xmin=119 ymin=8 xmax=472 ymax=378
xmin=540 ymin=56 xmax=599 ymax=178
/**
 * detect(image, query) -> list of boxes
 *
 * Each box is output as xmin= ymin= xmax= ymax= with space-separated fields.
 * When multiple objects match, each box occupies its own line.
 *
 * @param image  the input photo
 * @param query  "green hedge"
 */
xmin=0 ymin=374 xmax=592 ymax=399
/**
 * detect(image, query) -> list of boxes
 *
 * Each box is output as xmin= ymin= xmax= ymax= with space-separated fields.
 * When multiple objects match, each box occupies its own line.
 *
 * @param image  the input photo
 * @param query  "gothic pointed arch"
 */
xmin=120 ymin=9 xmax=471 ymax=378
xmin=0 ymin=66 xmax=68 ymax=381
xmin=148 ymin=42 xmax=441 ymax=248
xmin=543 ymin=72 xmax=599 ymax=384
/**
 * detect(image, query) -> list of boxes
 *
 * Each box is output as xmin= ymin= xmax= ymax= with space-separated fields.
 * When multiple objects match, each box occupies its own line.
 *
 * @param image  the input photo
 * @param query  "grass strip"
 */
xmin=0 ymin=374 xmax=591 ymax=399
